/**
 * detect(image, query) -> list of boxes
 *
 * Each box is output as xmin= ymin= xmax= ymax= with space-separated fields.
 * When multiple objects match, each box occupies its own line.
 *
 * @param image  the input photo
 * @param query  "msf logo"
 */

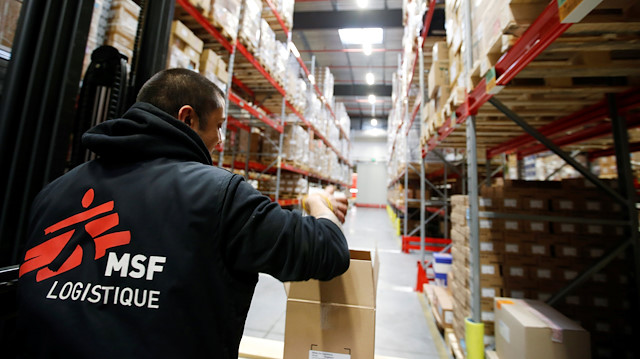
xmin=19 ymin=188 xmax=131 ymax=282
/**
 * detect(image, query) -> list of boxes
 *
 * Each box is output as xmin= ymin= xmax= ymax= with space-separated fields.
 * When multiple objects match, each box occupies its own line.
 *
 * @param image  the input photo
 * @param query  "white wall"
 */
xmin=355 ymin=161 xmax=388 ymax=205
xmin=350 ymin=130 xmax=388 ymax=163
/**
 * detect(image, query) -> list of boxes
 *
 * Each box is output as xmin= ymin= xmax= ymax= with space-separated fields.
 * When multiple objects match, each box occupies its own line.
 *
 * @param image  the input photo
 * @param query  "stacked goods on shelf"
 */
xmin=209 ymin=0 xmax=241 ymax=40
xmin=285 ymin=55 xmax=308 ymax=114
xmin=261 ymin=124 xmax=309 ymax=169
xmin=105 ymin=0 xmax=141 ymax=64
xmin=450 ymin=179 xmax=634 ymax=357
xmin=450 ymin=194 xmax=474 ymax=346
xmin=314 ymin=67 xmax=334 ymax=105
xmin=0 ymin=0 xmax=21 ymax=49
xmin=258 ymin=19 xmax=276 ymax=71
xmin=400 ymin=0 xmax=425 ymax=96
xmin=168 ymin=20 xmax=204 ymax=71
xmin=199 ymin=49 xmax=228 ymax=89
xmin=238 ymin=0 xmax=262 ymax=51
xmin=335 ymin=103 xmax=351 ymax=139
xmin=261 ymin=0 xmax=294 ymax=30
xmin=422 ymin=41 xmax=450 ymax=143
xmin=258 ymin=173 xmax=308 ymax=198
xmin=238 ymin=129 xmax=262 ymax=162
xmin=272 ymin=41 xmax=288 ymax=86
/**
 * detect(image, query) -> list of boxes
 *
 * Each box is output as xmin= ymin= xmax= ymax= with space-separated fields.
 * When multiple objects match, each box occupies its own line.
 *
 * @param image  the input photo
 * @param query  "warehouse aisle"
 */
xmin=242 ymin=206 xmax=447 ymax=359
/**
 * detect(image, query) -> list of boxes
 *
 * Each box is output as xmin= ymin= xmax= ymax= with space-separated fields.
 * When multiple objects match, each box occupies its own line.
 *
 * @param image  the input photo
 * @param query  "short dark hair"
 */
xmin=136 ymin=68 xmax=225 ymax=129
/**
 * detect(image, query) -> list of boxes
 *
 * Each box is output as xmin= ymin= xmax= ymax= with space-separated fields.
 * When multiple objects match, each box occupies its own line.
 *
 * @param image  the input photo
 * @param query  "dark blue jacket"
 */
xmin=17 ymin=102 xmax=350 ymax=358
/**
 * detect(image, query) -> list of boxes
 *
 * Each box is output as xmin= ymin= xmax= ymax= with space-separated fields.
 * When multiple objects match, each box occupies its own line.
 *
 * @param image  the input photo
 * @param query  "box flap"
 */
xmin=287 ymin=250 xmax=376 ymax=308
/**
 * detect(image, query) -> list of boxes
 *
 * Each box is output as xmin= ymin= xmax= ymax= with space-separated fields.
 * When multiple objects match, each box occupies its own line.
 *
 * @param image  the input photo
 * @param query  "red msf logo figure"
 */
xmin=20 ymin=188 xmax=131 ymax=282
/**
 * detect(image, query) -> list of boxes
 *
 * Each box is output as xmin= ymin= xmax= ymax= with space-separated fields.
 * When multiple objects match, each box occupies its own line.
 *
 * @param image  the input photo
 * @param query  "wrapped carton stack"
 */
xmin=335 ymin=103 xmax=351 ymax=139
xmin=168 ymin=20 xmax=204 ymax=71
xmin=450 ymin=179 xmax=633 ymax=356
xmin=105 ymin=0 xmax=141 ymax=64
xmin=238 ymin=0 xmax=262 ymax=51
xmin=199 ymin=49 xmax=228 ymax=89
xmin=209 ymin=0 xmax=241 ymax=40
xmin=258 ymin=19 xmax=276 ymax=73
xmin=314 ymin=67 xmax=335 ymax=106
xmin=258 ymin=173 xmax=308 ymax=197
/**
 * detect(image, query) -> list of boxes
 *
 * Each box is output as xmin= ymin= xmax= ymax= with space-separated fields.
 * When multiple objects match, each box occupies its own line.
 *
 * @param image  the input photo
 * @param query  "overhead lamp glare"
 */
xmin=371 ymin=118 xmax=378 ymax=127
xmin=365 ymin=72 xmax=375 ymax=85
xmin=338 ymin=28 xmax=383 ymax=45
xmin=363 ymin=43 xmax=372 ymax=56
xmin=368 ymin=94 xmax=376 ymax=104
xmin=357 ymin=0 xmax=368 ymax=8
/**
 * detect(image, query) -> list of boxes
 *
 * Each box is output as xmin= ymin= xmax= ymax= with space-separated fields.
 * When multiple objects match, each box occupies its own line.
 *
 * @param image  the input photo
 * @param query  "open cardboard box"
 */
xmin=283 ymin=249 xmax=379 ymax=359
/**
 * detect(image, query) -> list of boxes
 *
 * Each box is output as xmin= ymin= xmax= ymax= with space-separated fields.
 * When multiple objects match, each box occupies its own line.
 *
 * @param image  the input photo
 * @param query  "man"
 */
xmin=17 ymin=68 xmax=350 ymax=358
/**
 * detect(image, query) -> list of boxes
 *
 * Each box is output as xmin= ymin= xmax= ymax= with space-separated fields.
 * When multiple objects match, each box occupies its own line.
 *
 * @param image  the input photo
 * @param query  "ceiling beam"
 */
xmin=334 ymin=84 xmax=392 ymax=97
xmin=293 ymin=9 xmax=445 ymax=33
xmin=293 ymin=10 xmax=403 ymax=29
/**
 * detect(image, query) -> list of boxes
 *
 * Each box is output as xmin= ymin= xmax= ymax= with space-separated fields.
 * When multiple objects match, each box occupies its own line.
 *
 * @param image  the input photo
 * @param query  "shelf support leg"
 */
xmin=466 ymin=114 xmax=481 ymax=324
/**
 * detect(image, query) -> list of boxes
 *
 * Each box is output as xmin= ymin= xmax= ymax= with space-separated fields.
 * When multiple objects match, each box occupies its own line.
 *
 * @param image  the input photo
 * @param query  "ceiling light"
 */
xmin=365 ymin=72 xmax=374 ymax=85
xmin=363 ymin=43 xmax=372 ymax=56
xmin=338 ymin=28 xmax=383 ymax=45
xmin=368 ymin=94 xmax=376 ymax=104
xmin=357 ymin=0 xmax=368 ymax=8
xmin=371 ymin=118 xmax=378 ymax=126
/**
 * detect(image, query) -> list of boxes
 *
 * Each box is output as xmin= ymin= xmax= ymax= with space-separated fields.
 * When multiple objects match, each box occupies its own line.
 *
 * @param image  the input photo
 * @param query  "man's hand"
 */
xmin=323 ymin=186 xmax=348 ymax=223
xmin=302 ymin=186 xmax=349 ymax=227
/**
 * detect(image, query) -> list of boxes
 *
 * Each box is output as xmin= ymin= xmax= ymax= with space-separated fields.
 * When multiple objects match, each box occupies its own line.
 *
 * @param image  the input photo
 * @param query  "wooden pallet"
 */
xmin=445 ymin=329 xmax=466 ymax=359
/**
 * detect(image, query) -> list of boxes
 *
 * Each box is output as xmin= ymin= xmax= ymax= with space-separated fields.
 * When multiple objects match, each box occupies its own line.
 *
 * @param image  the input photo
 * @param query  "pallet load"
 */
xmin=104 ymin=0 xmax=141 ymax=64
xmin=335 ymin=103 xmax=351 ymax=139
xmin=450 ymin=178 xmax=634 ymax=357
xmin=168 ymin=20 xmax=204 ymax=71
xmin=258 ymin=173 xmax=308 ymax=198
xmin=199 ymin=49 xmax=228 ymax=88
xmin=258 ymin=19 xmax=276 ymax=75
xmin=314 ymin=67 xmax=335 ymax=106
xmin=238 ymin=0 xmax=262 ymax=52
xmin=285 ymin=55 xmax=308 ymax=114
xmin=209 ymin=0 xmax=241 ymax=40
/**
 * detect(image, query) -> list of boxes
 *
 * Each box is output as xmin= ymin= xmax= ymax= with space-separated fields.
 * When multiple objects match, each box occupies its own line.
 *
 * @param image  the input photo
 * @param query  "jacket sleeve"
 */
xmin=219 ymin=175 xmax=350 ymax=282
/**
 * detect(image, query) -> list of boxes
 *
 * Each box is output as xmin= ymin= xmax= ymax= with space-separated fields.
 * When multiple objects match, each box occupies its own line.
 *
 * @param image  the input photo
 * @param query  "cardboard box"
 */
xmin=433 ymin=286 xmax=454 ymax=329
xmin=283 ymin=250 xmax=379 ymax=359
xmin=428 ymin=60 xmax=450 ymax=99
xmin=494 ymin=298 xmax=591 ymax=359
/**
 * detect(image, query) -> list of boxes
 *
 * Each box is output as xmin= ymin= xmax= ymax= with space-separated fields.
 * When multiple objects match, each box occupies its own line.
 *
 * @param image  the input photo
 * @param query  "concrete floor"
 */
xmin=242 ymin=207 xmax=448 ymax=358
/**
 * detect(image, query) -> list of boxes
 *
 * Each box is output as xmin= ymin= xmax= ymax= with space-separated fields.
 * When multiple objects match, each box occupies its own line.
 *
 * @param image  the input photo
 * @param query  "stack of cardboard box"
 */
xmin=199 ymin=49 xmax=228 ymax=88
xmin=238 ymin=0 xmax=262 ymax=51
xmin=209 ymin=0 xmax=241 ymax=40
xmin=450 ymin=179 xmax=633 ymax=356
xmin=422 ymin=41 xmax=451 ymax=143
xmin=314 ymin=67 xmax=335 ymax=107
xmin=258 ymin=19 xmax=276 ymax=72
xmin=104 ymin=0 xmax=141 ymax=64
xmin=168 ymin=20 xmax=204 ymax=72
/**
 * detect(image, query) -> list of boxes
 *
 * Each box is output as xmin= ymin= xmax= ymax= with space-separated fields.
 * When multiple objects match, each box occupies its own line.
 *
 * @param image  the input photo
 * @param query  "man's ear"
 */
xmin=178 ymin=105 xmax=199 ymax=130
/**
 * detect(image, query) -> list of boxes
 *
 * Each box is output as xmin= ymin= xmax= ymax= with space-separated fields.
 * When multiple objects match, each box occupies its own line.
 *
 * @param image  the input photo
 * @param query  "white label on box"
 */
xmin=310 ymin=350 xmax=351 ymax=359
xmin=479 ymin=198 xmax=492 ymax=207
xmin=561 ymin=224 xmax=575 ymax=233
xmin=537 ymin=269 xmax=551 ymax=279
xmin=595 ymin=322 xmax=611 ymax=333
xmin=481 ymin=288 xmax=496 ymax=298
xmin=504 ymin=198 xmax=517 ymax=208
xmin=590 ymin=248 xmax=604 ymax=258
xmin=588 ymin=225 xmax=603 ymax=234
xmin=531 ymin=245 xmax=545 ymax=255
xmin=511 ymin=290 xmax=525 ymax=299
xmin=564 ymin=270 xmax=577 ymax=280
xmin=559 ymin=200 xmax=573 ymax=210
xmin=530 ymin=222 xmax=544 ymax=232
xmin=510 ymin=267 xmax=524 ymax=277
xmin=594 ymin=298 xmax=608 ymax=307
xmin=445 ymin=311 xmax=453 ymax=324
xmin=480 ymin=219 xmax=492 ymax=229
xmin=586 ymin=201 xmax=601 ymax=211
xmin=480 ymin=242 xmax=494 ymax=252
xmin=593 ymin=273 xmax=607 ymax=282
xmin=566 ymin=295 xmax=581 ymax=305
xmin=482 ymin=311 xmax=495 ymax=322
xmin=482 ymin=265 xmax=495 ymax=275
xmin=505 ymin=221 xmax=519 ymax=230
xmin=563 ymin=246 xmax=578 ymax=257
xmin=529 ymin=199 xmax=544 ymax=209
xmin=498 ymin=320 xmax=510 ymax=344
xmin=505 ymin=243 xmax=519 ymax=253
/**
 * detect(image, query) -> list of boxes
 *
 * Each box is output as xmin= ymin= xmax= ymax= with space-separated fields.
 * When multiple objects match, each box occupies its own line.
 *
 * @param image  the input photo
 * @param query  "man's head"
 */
xmin=137 ymin=68 xmax=226 ymax=153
